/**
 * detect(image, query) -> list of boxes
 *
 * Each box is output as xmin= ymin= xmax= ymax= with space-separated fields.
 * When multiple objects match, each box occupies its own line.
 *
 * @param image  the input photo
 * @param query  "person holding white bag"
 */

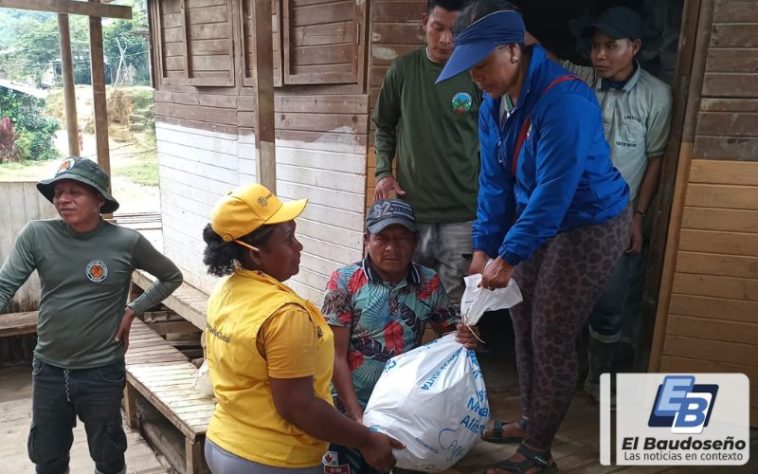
xmin=321 ymin=199 xmax=478 ymax=474
xmin=437 ymin=1 xmax=631 ymax=471
xmin=201 ymin=185 xmax=400 ymax=474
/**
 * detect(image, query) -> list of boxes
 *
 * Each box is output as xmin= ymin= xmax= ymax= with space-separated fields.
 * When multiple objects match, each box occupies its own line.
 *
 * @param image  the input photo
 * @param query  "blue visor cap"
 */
xmin=436 ymin=10 xmax=525 ymax=84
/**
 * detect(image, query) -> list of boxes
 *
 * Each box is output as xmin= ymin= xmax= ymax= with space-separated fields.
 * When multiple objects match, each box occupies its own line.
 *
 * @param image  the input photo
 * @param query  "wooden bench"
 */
xmin=124 ymin=318 xmax=214 ymax=474
xmin=0 ymin=311 xmax=38 ymax=338
xmin=132 ymin=270 xmax=208 ymax=331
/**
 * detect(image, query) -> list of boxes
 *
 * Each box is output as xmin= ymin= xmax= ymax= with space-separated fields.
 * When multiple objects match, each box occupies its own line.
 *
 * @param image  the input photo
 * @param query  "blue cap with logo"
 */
xmin=437 ymin=9 xmax=525 ymax=84
xmin=366 ymin=199 xmax=417 ymax=234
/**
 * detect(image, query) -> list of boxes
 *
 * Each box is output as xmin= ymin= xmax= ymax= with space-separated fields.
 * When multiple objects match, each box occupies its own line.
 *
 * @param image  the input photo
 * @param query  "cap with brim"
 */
xmin=210 ymin=183 xmax=307 ymax=243
xmin=37 ymin=157 xmax=119 ymax=213
xmin=581 ymin=7 xmax=642 ymax=40
xmin=437 ymin=10 xmax=525 ymax=84
xmin=367 ymin=217 xmax=416 ymax=234
xmin=365 ymin=199 xmax=417 ymax=235
xmin=262 ymin=199 xmax=307 ymax=227
xmin=437 ymin=42 xmax=503 ymax=84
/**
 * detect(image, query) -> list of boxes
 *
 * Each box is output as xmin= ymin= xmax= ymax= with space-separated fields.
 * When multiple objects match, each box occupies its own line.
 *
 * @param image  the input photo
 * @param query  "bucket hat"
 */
xmin=37 ymin=157 xmax=119 ymax=213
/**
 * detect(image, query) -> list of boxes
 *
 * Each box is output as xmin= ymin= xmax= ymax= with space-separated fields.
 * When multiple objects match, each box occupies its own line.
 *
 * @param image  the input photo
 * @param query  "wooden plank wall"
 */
xmin=654 ymin=0 xmax=758 ymax=425
xmin=0 ymin=182 xmax=58 ymax=313
xmin=149 ymin=0 xmax=371 ymax=302
xmin=365 ymin=0 xmax=425 ymax=207
xmin=159 ymin=0 xmax=236 ymax=87
xmin=283 ymin=0 xmax=364 ymax=84
xmin=241 ymin=0 xmax=282 ymax=87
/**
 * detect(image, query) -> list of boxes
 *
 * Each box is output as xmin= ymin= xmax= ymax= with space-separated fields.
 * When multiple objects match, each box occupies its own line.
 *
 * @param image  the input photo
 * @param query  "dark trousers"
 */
xmin=28 ymin=357 xmax=127 ymax=474
xmin=510 ymin=206 xmax=631 ymax=450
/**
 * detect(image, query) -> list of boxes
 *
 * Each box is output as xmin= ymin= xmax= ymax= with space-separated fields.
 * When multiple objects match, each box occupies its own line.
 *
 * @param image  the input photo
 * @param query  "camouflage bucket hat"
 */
xmin=37 ymin=157 xmax=120 ymax=213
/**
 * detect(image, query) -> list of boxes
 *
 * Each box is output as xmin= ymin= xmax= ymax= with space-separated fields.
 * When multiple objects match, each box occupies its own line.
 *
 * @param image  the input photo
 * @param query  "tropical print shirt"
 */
xmin=322 ymin=256 xmax=458 ymax=408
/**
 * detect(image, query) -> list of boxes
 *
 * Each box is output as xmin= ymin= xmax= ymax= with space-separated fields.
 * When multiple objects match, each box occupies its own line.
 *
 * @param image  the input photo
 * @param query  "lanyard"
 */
xmin=510 ymin=75 xmax=579 ymax=175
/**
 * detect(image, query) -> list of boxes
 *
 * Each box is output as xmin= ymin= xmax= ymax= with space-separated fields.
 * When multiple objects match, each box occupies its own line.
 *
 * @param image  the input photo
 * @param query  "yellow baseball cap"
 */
xmin=210 ymin=184 xmax=307 ymax=242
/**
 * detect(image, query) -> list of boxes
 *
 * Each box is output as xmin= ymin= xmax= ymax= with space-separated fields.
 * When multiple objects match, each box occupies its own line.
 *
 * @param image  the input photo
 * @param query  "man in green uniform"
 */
xmin=373 ymin=0 xmax=481 ymax=311
xmin=0 ymin=157 xmax=183 ymax=474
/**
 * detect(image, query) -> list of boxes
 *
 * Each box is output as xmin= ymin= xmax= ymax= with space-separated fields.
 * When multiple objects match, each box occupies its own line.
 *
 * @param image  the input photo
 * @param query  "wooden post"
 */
xmin=0 ymin=0 xmax=132 ymax=19
xmin=123 ymin=383 xmax=140 ymax=429
xmin=646 ymin=0 xmax=714 ymax=372
xmin=57 ymin=14 xmax=79 ymax=157
xmin=185 ymin=436 xmax=206 ymax=474
xmin=88 ymin=0 xmax=110 ymax=178
xmin=252 ymin=0 xmax=276 ymax=191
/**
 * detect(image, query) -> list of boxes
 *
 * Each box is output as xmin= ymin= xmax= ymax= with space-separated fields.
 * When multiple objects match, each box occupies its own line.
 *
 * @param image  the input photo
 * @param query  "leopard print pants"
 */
xmin=510 ymin=205 xmax=631 ymax=449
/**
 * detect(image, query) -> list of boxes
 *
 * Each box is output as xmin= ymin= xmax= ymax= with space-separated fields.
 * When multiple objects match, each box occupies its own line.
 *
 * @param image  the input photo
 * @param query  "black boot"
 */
xmin=584 ymin=334 xmax=618 ymax=404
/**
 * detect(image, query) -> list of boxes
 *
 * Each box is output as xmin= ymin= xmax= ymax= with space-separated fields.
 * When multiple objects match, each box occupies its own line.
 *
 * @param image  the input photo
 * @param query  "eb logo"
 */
xmin=648 ymin=375 xmax=718 ymax=434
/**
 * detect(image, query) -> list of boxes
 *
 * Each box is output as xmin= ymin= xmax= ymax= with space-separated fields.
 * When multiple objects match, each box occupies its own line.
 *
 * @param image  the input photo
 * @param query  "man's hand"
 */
xmin=346 ymin=404 xmax=364 ymax=424
xmin=374 ymin=176 xmax=406 ymax=200
xmin=114 ymin=307 xmax=137 ymax=351
xmin=468 ymin=250 xmax=489 ymax=275
xmin=480 ymin=256 xmax=514 ymax=290
xmin=359 ymin=431 xmax=403 ymax=472
xmin=626 ymin=214 xmax=644 ymax=254
xmin=455 ymin=323 xmax=479 ymax=349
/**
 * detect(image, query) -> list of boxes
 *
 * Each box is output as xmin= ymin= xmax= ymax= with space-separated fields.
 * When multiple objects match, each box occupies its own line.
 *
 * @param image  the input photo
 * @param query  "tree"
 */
xmin=0 ymin=88 xmax=60 ymax=161
xmin=103 ymin=2 xmax=150 ymax=86
xmin=0 ymin=1 xmax=150 ymax=87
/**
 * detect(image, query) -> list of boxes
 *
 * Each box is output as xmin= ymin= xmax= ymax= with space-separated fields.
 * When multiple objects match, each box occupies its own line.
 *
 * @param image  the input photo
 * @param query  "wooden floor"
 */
xmin=0 ymin=337 xmax=755 ymax=473
xmin=441 ymin=347 xmax=758 ymax=473
xmin=0 ymin=366 xmax=170 ymax=474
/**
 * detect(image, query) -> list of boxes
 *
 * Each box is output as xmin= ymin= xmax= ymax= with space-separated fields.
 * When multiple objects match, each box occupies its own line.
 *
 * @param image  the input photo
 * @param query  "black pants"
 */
xmin=28 ymin=358 xmax=127 ymax=474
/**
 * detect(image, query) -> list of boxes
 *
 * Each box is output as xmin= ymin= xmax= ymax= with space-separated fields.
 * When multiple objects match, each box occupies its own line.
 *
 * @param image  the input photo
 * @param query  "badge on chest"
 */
xmin=85 ymin=260 xmax=109 ymax=283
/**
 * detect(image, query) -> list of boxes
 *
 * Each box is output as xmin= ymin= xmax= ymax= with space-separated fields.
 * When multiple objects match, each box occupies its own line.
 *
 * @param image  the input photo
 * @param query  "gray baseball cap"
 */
xmin=366 ymin=199 xmax=417 ymax=234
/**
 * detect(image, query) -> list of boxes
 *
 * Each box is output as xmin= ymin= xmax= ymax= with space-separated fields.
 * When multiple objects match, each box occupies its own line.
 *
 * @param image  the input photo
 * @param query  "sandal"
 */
xmin=480 ymin=417 xmax=527 ymax=444
xmin=486 ymin=444 xmax=558 ymax=473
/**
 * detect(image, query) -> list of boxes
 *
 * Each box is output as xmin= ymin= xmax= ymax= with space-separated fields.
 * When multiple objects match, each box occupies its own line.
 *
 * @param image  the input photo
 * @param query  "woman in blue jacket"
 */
xmin=437 ymin=2 xmax=630 ymax=472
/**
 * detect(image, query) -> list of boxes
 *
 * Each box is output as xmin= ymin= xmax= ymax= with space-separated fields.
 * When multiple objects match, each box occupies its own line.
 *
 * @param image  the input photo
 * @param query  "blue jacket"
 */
xmin=473 ymin=45 xmax=629 ymax=266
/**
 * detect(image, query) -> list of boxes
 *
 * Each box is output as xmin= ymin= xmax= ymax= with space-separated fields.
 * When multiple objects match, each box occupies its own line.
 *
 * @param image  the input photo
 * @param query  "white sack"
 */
xmin=193 ymin=359 xmax=214 ymax=397
xmin=460 ymin=273 xmax=523 ymax=326
xmin=362 ymin=333 xmax=489 ymax=472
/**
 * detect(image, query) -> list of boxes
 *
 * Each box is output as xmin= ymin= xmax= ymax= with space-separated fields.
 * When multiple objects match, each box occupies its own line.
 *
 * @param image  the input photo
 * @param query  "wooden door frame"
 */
xmin=641 ymin=0 xmax=713 ymax=371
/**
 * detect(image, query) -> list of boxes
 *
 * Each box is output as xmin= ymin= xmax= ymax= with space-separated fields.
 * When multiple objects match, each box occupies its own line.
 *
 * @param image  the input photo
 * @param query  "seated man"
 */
xmin=321 ymin=199 xmax=477 ymax=474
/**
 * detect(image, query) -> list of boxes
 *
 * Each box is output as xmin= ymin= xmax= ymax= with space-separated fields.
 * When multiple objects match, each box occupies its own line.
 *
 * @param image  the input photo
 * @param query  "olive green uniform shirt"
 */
xmin=561 ymin=61 xmax=673 ymax=198
xmin=0 ymin=219 xmax=183 ymax=369
xmin=373 ymin=48 xmax=482 ymax=223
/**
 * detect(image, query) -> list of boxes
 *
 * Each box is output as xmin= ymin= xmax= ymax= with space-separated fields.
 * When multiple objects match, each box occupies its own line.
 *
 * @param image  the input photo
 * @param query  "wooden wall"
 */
xmin=0 ymin=182 xmax=57 ymax=313
xmin=148 ymin=0 xmax=371 ymax=302
xmin=651 ymin=0 xmax=758 ymax=426
xmin=365 ymin=0 xmax=425 ymax=207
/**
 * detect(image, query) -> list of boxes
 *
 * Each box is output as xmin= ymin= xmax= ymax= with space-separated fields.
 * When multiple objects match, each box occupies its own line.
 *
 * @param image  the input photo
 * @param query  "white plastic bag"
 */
xmin=362 ymin=333 xmax=489 ymax=472
xmin=193 ymin=359 xmax=214 ymax=397
xmin=460 ymin=273 xmax=523 ymax=326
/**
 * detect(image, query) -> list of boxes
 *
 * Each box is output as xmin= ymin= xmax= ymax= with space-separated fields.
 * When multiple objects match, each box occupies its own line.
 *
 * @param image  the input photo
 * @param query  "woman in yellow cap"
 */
xmin=200 ymin=184 xmax=400 ymax=474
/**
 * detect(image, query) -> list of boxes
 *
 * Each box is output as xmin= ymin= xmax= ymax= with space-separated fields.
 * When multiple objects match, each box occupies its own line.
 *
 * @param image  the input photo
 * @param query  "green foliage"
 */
xmin=104 ymin=2 xmax=151 ymax=85
xmin=0 ymin=88 xmax=60 ymax=161
xmin=0 ymin=1 xmax=150 ymax=87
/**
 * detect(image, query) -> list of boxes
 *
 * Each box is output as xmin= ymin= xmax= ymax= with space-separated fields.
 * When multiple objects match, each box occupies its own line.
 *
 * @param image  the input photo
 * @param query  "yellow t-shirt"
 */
xmin=205 ymin=268 xmax=334 ymax=468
